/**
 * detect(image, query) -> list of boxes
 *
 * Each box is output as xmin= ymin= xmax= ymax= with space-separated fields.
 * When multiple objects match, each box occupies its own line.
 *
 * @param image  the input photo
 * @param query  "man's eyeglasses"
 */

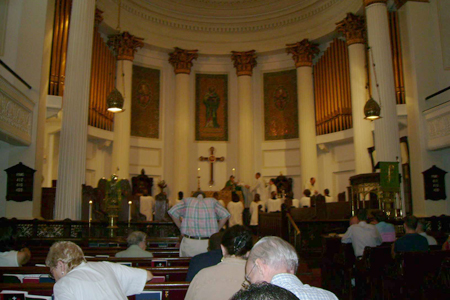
xmin=241 ymin=263 xmax=256 ymax=290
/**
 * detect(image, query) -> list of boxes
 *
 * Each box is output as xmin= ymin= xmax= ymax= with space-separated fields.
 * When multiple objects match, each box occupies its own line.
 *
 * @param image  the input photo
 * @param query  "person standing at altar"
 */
xmin=168 ymin=191 xmax=230 ymax=257
xmin=268 ymin=179 xmax=278 ymax=198
xmin=139 ymin=189 xmax=155 ymax=221
xmin=305 ymin=177 xmax=318 ymax=196
xmin=228 ymin=193 xmax=244 ymax=227
xmin=246 ymin=173 xmax=268 ymax=206
xmin=249 ymin=194 xmax=264 ymax=233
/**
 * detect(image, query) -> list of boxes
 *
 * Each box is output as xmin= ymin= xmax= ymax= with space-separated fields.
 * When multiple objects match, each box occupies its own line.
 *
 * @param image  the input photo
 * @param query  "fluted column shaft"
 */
xmin=169 ymin=48 xmax=198 ymax=195
xmin=337 ymin=13 xmax=373 ymax=174
xmin=55 ymin=0 xmax=96 ymax=220
xmin=365 ymin=2 xmax=401 ymax=162
xmin=111 ymin=60 xmax=133 ymax=178
xmin=232 ymin=51 xmax=257 ymax=184
xmin=286 ymin=40 xmax=319 ymax=191
xmin=108 ymin=31 xmax=144 ymax=180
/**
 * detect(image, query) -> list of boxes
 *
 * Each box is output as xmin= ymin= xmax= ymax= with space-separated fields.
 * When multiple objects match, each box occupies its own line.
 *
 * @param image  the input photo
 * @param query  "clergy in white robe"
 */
xmin=305 ymin=177 xmax=318 ymax=195
xmin=249 ymin=194 xmax=265 ymax=226
xmin=291 ymin=198 xmax=300 ymax=208
xmin=268 ymin=179 xmax=278 ymax=198
xmin=266 ymin=197 xmax=283 ymax=213
xmin=246 ymin=173 xmax=268 ymax=206
xmin=140 ymin=196 xmax=155 ymax=221
xmin=227 ymin=197 xmax=244 ymax=227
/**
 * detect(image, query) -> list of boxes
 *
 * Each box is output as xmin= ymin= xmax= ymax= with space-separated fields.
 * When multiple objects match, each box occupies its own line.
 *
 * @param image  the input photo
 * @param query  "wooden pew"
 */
xmin=0 ymin=266 xmax=189 ymax=283
xmin=383 ymin=250 xmax=450 ymax=300
xmin=28 ymin=248 xmax=180 ymax=258
xmin=0 ymin=282 xmax=190 ymax=299
xmin=25 ymin=257 xmax=191 ymax=267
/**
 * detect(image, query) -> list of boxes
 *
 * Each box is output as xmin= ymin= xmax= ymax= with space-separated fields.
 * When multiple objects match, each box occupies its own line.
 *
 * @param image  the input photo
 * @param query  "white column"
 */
xmin=237 ymin=75 xmax=254 ymax=184
xmin=337 ymin=14 xmax=374 ymax=174
xmin=365 ymin=1 xmax=401 ymax=163
xmin=297 ymin=67 xmax=319 ymax=189
xmin=287 ymin=40 xmax=319 ymax=190
xmin=174 ymin=73 xmax=191 ymax=194
xmin=111 ymin=60 xmax=132 ymax=179
xmin=169 ymin=48 xmax=198 ymax=195
xmin=108 ymin=32 xmax=143 ymax=180
xmin=231 ymin=50 xmax=257 ymax=185
xmin=55 ymin=0 xmax=96 ymax=220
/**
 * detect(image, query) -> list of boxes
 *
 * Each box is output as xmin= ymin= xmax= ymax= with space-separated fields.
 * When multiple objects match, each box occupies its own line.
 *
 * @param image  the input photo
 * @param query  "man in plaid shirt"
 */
xmin=168 ymin=192 xmax=230 ymax=257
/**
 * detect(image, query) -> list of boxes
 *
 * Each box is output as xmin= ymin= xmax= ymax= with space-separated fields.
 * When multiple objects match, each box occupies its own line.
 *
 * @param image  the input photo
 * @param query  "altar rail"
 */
xmin=0 ymin=218 xmax=179 ymax=245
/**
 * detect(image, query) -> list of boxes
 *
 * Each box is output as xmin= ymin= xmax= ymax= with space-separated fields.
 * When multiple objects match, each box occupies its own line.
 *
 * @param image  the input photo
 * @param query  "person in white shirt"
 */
xmin=46 ymin=241 xmax=153 ymax=300
xmin=246 ymin=173 xmax=268 ymax=206
xmin=0 ymin=226 xmax=31 ymax=267
xmin=245 ymin=236 xmax=337 ymax=300
xmin=249 ymin=194 xmax=265 ymax=227
xmin=305 ymin=177 xmax=318 ymax=196
xmin=267 ymin=179 xmax=278 ymax=199
xmin=324 ymin=189 xmax=335 ymax=203
xmin=341 ymin=209 xmax=382 ymax=257
xmin=299 ymin=189 xmax=312 ymax=208
xmin=227 ymin=194 xmax=244 ymax=227
xmin=213 ymin=192 xmax=225 ymax=208
xmin=139 ymin=194 xmax=155 ymax=221
xmin=291 ymin=198 xmax=300 ymax=208
xmin=266 ymin=192 xmax=283 ymax=213
xmin=416 ymin=219 xmax=437 ymax=246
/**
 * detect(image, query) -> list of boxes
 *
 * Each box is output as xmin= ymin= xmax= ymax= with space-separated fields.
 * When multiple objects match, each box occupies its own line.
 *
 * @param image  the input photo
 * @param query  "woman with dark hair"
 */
xmin=185 ymin=225 xmax=253 ymax=300
xmin=0 ymin=225 xmax=31 ymax=267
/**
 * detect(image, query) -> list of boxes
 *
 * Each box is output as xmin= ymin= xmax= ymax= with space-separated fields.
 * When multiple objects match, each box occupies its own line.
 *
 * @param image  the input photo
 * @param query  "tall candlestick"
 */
xmin=198 ymin=167 xmax=200 ymax=177
xmin=232 ymin=168 xmax=236 ymax=177
xmin=128 ymin=200 xmax=132 ymax=225
xmin=88 ymin=200 xmax=93 ymax=221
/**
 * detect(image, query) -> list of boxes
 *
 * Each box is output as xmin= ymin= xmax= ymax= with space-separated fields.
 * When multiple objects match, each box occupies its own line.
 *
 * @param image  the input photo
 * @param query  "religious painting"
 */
xmin=131 ymin=65 xmax=160 ymax=138
xmin=195 ymin=74 xmax=228 ymax=141
xmin=264 ymin=69 xmax=299 ymax=140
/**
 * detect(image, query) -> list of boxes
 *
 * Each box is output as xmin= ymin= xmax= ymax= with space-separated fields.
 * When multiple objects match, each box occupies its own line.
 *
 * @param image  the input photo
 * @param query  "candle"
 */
xmin=198 ymin=168 xmax=200 ymax=177
xmin=232 ymin=168 xmax=235 ymax=177
xmin=128 ymin=200 xmax=132 ymax=223
xmin=88 ymin=200 xmax=93 ymax=221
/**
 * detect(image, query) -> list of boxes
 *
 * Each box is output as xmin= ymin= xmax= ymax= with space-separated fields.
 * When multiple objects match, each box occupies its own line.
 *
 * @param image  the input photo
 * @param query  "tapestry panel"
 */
xmin=131 ymin=65 xmax=160 ymax=138
xmin=264 ymin=69 xmax=298 ymax=140
xmin=195 ymin=74 xmax=228 ymax=141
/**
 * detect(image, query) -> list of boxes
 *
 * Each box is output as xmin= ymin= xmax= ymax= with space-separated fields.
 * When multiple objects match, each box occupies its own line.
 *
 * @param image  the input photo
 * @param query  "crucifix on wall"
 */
xmin=199 ymin=147 xmax=225 ymax=185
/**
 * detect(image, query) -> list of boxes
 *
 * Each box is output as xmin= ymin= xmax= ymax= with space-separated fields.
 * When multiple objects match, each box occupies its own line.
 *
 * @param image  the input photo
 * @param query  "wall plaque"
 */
xmin=5 ymin=162 xmax=35 ymax=202
xmin=422 ymin=165 xmax=447 ymax=201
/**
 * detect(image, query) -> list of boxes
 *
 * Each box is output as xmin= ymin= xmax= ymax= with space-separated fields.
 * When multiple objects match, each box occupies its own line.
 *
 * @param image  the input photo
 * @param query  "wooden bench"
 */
xmin=28 ymin=249 xmax=180 ymax=258
xmin=25 ymin=257 xmax=191 ymax=267
xmin=0 ymin=282 xmax=190 ymax=299
xmin=0 ymin=266 xmax=189 ymax=283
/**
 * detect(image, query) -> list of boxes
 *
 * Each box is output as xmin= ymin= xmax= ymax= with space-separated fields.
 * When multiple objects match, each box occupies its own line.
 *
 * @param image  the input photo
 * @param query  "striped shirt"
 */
xmin=168 ymin=195 xmax=230 ymax=238
xmin=272 ymin=273 xmax=338 ymax=300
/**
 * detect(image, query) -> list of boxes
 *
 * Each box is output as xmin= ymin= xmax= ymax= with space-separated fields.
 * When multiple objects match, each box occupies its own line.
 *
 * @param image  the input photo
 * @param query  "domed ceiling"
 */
xmin=97 ymin=0 xmax=362 ymax=54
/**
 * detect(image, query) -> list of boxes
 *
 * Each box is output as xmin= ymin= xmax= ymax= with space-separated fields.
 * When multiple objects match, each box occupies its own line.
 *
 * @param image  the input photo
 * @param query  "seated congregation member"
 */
xmin=0 ymin=225 xmax=31 ymax=267
xmin=186 ymin=231 xmax=224 ymax=281
xmin=174 ymin=191 xmax=184 ymax=206
xmin=324 ymin=189 xmax=335 ymax=203
xmin=168 ymin=191 xmax=230 ymax=257
xmin=185 ymin=225 xmax=253 ymax=300
xmin=249 ymin=194 xmax=264 ymax=229
xmin=371 ymin=210 xmax=396 ymax=243
xmin=291 ymin=198 xmax=300 ymax=208
xmin=267 ymin=192 xmax=283 ymax=213
xmin=299 ymin=189 xmax=311 ymax=208
xmin=245 ymin=236 xmax=337 ymax=299
xmin=228 ymin=193 xmax=244 ymax=226
xmin=231 ymin=282 xmax=299 ymax=300
xmin=115 ymin=231 xmax=153 ymax=258
xmin=416 ymin=219 xmax=437 ymax=246
xmin=392 ymin=215 xmax=428 ymax=257
xmin=341 ymin=209 xmax=382 ymax=257
xmin=46 ymin=241 xmax=153 ymax=300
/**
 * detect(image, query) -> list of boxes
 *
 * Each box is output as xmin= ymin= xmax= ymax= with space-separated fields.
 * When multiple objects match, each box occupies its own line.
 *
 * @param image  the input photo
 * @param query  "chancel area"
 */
xmin=0 ymin=0 xmax=450 ymax=299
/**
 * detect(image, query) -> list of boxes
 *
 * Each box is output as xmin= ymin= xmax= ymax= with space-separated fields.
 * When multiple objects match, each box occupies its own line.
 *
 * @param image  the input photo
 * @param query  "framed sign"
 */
xmin=422 ymin=165 xmax=447 ymax=201
xmin=5 ymin=162 xmax=35 ymax=202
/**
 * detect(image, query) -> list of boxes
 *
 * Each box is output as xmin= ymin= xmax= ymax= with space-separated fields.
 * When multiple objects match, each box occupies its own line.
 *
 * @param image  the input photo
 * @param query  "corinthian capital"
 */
xmin=336 ymin=13 xmax=366 ymax=45
xmin=231 ymin=50 xmax=257 ymax=76
xmin=169 ymin=48 xmax=199 ymax=74
xmin=286 ymin=39 xmax=319 ymax=68
xmin=108 ymin=31 xmax=144 ymax=61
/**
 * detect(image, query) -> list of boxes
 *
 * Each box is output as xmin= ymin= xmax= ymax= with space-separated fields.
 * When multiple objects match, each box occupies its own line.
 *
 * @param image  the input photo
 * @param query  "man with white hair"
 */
xmin=245 ymin=236 xmax=337 ymax=299
xmin=115 ymin=231 xmax=153 ymax=258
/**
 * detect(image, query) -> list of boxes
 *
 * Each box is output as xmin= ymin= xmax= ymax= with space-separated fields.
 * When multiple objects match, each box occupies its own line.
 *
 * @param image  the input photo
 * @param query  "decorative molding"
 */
xmin=424 ymin=100 xmax=450 ymax=150
xmin=364 ymin=0 xmax=387 ymax=6
xmin=168 ymin=47 xmax=199 ymax=74
xmin=286 ymin=39 xmax=319 ymax=67
xmin=107 ymin=31 xmax=144 ymax=61
xmin=231 ymin=50 xmax=257 ymax=76
xmin=336 ymin=13 xmax=366 ymax=45
xmin=119 ymin=0 xmax=343 ymax=33
xmin=0 ymin=75 xmax=34 ymax=145
xmin=0 ymin=0 xmax=8 ymax=56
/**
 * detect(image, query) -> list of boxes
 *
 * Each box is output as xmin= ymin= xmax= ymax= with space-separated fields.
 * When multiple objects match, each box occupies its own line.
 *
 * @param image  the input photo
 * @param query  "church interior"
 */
xmin=0 ymin=0 xmax=450 ymax=298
